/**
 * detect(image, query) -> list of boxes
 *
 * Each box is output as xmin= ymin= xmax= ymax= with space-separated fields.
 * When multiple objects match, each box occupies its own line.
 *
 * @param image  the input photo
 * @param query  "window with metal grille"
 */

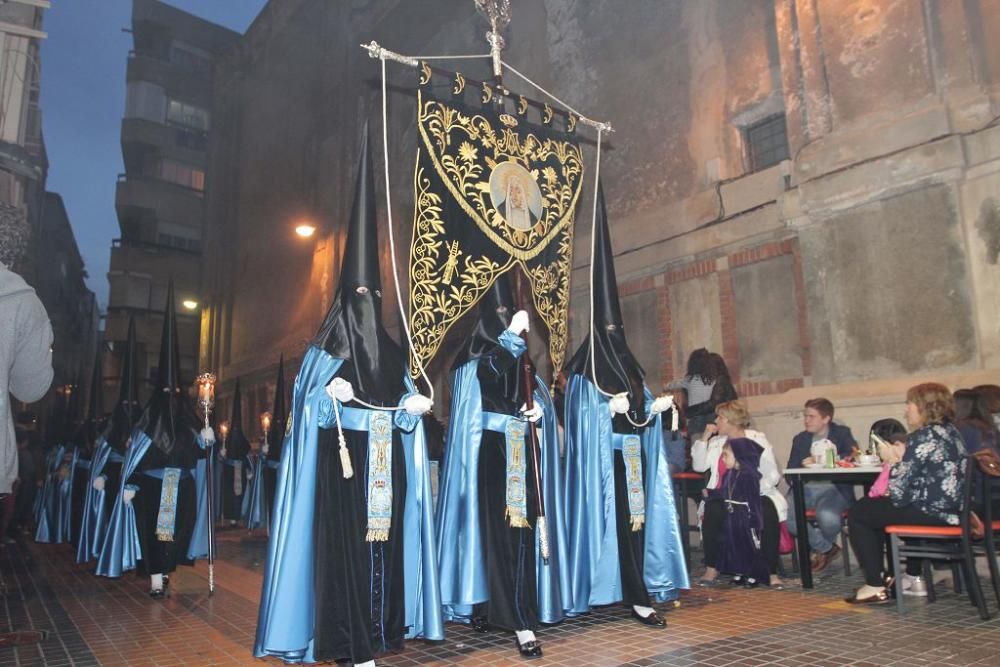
xmin=746 ymin=114 xmax=789 ymax=172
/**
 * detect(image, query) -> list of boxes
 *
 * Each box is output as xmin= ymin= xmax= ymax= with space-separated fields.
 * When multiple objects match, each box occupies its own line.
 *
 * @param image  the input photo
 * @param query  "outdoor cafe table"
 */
xmin=784 ymin=465 xmax=882 ymax=588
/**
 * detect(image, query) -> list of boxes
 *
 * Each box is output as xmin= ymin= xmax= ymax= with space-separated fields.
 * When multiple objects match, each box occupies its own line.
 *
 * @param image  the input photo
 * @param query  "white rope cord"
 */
xmin=380 ymin=56 xmax=434 ymax=405
xmin=583 ymin=129 xmax=659 ymax=429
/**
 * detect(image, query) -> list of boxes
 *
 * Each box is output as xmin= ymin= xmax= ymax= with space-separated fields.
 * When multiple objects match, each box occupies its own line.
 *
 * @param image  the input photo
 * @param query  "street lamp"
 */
xmin=294 ymin=222 xmax=316 ymax=238
xmin=182 ymin=299 xmax=199 ymax=310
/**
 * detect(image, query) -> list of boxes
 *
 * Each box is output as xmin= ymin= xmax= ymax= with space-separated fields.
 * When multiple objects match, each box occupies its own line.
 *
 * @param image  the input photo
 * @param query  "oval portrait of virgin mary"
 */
xmin=489 ymin=161 xmax=544 ymax=231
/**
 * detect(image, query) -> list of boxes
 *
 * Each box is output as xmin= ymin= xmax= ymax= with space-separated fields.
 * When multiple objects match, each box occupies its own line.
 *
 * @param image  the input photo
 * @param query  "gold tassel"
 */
xmin=631 ymin=515 xmax=645 ymax=532
xmin=537 ymin=515 xmax=550 ymax=562
xmin=505 ymin=506 xmax=530 ymax=528
xmin=366 ymin=521 xmax=390 ymax=542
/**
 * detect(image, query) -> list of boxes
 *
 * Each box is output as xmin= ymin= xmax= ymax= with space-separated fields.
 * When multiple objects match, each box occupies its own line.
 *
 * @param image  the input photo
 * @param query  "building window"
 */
xmin=125 ymin=81 xmax=166 ymax=123
xmin=745 ymin=114 xmax=789 ymax=172
xmin=175 ymin=128 xmax=207 ymax=151
xmin=166 ymin=99 xmax=210 ymax=131
xmin=159 ymin=159 xmax=205 ymax=191
xmin=157 ymin=232 xmax=201 ymax=253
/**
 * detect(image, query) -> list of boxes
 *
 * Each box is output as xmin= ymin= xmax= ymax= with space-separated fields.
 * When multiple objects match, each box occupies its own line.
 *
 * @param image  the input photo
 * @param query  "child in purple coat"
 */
xmin=706 ymin=437 xmax=770 ymax=587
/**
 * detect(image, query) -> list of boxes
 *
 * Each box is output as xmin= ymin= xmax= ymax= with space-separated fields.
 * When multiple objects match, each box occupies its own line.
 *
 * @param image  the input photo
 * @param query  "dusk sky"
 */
xmin=40 ymin=0 xmax=267 ymax=310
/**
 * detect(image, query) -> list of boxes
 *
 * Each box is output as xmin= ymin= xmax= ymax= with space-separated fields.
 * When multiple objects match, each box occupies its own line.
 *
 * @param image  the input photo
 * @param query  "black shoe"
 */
xmin=631 ymin=608 xmax=667 ymax=628
xmin=149 ymin=588 xmax=165 ymax=599
xmin=470 ymin=617 xmax=490 ymax=633
xmin=742 ymin=578 xmax=760 ymax=589
xmin=731 ymin=575 xmax=744 ymax=586
xmin=515 ymin=637 xmax=543 ymax=659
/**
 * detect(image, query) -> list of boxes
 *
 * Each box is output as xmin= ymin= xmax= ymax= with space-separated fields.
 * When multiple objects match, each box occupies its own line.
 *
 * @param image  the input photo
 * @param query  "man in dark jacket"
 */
xmin=785 ymin=398 xmax=857 ymax=573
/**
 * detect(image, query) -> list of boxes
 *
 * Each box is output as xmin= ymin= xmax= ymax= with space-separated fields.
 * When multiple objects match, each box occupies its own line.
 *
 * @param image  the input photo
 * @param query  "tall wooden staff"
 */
xmin=196 ymin=373 xmax=217 ymax=595
xmin=512 ymin=269 xmax=549 ymax=562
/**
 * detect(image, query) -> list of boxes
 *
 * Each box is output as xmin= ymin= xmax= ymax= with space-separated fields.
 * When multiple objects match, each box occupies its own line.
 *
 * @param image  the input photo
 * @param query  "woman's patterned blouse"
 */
xmin=888 ymin=422 xmax=967 ymax=525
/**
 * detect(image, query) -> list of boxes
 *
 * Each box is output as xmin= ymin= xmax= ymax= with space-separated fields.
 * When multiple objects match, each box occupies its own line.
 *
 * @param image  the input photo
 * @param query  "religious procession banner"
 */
xmin=408 ymin=65 xmax=584 ymax=377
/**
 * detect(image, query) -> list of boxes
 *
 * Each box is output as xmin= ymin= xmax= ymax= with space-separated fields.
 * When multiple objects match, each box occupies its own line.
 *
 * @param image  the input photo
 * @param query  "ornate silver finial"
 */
xmin=474 ymin=0 xmax=511 ymax=79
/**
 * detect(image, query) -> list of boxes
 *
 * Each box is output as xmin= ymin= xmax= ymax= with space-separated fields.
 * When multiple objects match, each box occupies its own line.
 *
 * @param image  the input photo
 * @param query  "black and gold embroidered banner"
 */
xmin=408 ymin=67 xmax=584 ymax=377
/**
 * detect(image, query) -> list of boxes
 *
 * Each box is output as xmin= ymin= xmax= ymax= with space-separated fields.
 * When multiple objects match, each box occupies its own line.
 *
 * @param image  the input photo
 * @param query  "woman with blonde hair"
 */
xmin=845 ymin=383 xmax=967 ymax=604
xmin=692 ymin=400 xmax=786 ymax=586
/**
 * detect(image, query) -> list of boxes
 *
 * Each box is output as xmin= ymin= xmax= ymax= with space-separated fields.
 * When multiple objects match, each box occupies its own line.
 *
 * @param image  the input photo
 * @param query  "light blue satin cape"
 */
xmin=36 ymin=445 xmax=78 ymax=543
xmin=563 ymin=375 xmax=689 ymax=612
xmin=436 ymin=341 xmax=572 ymax=624
xmin=34 ymin=445 xmax=65 ymax=543
xmin=242 ymin=453 xmax=266 ymax=530
xmin=254 ymin=345 xmax=444 ymax=663
xmin=76 ymin=439 xmax=112 ymax=563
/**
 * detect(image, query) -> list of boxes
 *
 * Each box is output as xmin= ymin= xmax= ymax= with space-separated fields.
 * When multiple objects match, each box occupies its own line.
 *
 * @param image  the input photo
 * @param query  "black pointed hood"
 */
xmin=312 ymin=122 xmax=405 ymax=404
xmin=104 ymin=316 xmax=141 ymax=453
xmin=73 ymin=344 xmax=104 ymax=454
xmin=267 ymin=355 xmax=286 ymax=460
xmin=225 ymin=378 xmax=250 ymax=459
xmin=135 ymin=280 xmax=199 ymax=462
xmin=453 ymin=271 xmax=532 ymax=404
xmin=565 ymin=183 xmax=646 ymax=414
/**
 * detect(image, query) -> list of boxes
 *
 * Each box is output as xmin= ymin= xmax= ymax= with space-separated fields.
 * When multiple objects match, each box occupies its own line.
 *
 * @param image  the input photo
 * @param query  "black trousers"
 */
xmin=848 ymin=497 xmax=946 ymax=586
xmin=704 ymin=495 xmax=780 ymax=574
xmin=473 ymin=430 xmax=538 ymax=631
xmin=614 ymin=450 xmax=650 ymax=606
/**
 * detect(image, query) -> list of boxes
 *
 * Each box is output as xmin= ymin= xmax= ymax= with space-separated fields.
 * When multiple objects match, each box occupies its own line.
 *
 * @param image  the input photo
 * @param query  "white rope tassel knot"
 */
xmin=333 ymin=398 xmax=354 ymax=479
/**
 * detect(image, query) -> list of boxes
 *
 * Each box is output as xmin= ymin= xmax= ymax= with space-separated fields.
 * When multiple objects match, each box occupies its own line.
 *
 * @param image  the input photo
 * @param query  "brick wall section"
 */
xmin=615 ymin=237 xmax=810 ymax=397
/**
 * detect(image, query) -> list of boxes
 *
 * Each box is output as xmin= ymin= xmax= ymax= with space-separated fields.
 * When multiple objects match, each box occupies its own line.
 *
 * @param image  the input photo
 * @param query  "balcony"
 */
xmin=121 ymin=117 xmax=208 ymax=162
xmin=115 ymin=174 xmax=204 ymax=229
xmin=126 ymin=52 xmax=211 ymax=102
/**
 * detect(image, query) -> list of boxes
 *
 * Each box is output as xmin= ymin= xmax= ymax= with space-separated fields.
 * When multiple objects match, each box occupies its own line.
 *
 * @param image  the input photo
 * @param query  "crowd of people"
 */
xmin=3 ymin=128 xmax=1000 ymax=667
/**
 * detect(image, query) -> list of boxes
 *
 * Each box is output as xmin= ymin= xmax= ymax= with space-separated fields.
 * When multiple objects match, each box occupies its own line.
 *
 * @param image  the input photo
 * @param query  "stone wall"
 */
xmin=202 ymin=0 xmax=1000 ymax=456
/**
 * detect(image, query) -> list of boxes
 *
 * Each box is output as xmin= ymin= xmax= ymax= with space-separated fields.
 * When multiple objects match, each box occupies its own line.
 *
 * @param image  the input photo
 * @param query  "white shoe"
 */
xmin=902 ymin=574 xmax=928 ymax=597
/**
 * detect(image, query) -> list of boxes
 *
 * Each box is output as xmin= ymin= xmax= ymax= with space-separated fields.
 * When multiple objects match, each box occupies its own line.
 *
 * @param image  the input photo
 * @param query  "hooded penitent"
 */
xmin=77 ymin=317 xmax=140 ymax=563
xmin=254 ymin=122 xmax=442 ymax=664
xmin=226 ymin=379 xmax=250 ymax=460
xmin=436 ymin=268 xmax=573 ymax=627
xmin=313 ymin=124 xmax=405 ymax=406
xmin=70 ymin=345 xmax=104 ymax=546
xmin=562 ymin=182 xmax=689 ymax=613
xmin=221 ymin=378 xmax=250 ymax=521
xmin=563 ymin=183 xmax=646 ymax=421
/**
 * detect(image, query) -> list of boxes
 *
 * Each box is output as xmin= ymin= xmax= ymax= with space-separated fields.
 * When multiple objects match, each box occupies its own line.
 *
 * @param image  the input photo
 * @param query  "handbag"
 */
xmin=778 ymin=521 xmax=794 ymax=554
xmin=867 ymin=463 xmax=892 ymax=498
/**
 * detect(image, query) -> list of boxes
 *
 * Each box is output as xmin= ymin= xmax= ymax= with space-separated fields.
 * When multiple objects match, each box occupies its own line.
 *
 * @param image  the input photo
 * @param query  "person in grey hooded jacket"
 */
xmin=1 ymin=261 xmax=54 ymax=500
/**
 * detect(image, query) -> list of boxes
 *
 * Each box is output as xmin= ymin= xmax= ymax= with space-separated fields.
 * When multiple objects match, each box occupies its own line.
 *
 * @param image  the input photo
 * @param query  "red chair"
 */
xmin=884 ymin=453 xmax=994 ymax=619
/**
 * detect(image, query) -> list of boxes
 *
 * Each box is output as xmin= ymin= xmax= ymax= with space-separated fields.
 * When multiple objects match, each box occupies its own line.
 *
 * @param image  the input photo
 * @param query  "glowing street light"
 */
xmin=182 ymin=299 xmax=199 ymax=310
xmin=295 ymin=222 xmax=317 ymax=238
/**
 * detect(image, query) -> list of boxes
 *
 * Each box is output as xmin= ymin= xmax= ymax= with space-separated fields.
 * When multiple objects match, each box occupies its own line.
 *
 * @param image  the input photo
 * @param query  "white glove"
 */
xmin=201 ymin=427 xmax=216 ymax=446
xmin=403 ymin=394 xmax=433 ymax=417
xmin=506 ymin=310 xmax=529 ymax=336
xmin=262 ymin=444 xmax=270 ymax=455
xmin=326 ymin=377 xmax=355 ymax=403
xmin=609 ymin=392 xmax=631 ymax=415
xmin=220 ymin=448 xmax=227 ymax=459
xmin=92 ymin=476 xmax=106 ymax=492
xmin=520 ymin=403 xmax=543 ymax=423
xmin=247 ymin=470 xmax=254 ymax=480
xmin=122 ymin=488 xmax=136 ymax=505
xmin=650 ymin=395 xmax=674 ymax=415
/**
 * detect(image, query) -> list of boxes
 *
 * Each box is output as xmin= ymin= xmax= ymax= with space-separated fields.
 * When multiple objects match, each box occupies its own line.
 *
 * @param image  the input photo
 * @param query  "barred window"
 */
xmin=746 ymin=114 xmax=789 ymax=172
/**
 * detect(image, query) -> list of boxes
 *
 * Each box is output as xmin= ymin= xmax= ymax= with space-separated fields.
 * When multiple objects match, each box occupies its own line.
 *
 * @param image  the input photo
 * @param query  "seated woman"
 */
xmin=692 ymin=400 xmax=786 ymax=586
xmin=846 ymin=382 xmax=967 ymax=604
